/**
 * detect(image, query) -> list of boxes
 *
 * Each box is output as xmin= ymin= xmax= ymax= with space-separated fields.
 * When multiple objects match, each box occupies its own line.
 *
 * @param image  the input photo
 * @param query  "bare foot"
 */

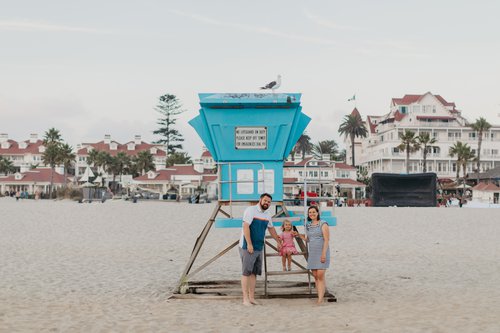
xmin=242 ymin=300 xmax=252 ymax=306
xmin=249 ymin=299 xmax=260 ymax=305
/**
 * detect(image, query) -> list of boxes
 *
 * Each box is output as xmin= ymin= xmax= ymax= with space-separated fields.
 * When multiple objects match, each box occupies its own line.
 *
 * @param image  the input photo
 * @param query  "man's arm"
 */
xmin=268 ymin=226 xmax=282 ymax=248
xmin=243 ymin=222 xmax=254 ymax=253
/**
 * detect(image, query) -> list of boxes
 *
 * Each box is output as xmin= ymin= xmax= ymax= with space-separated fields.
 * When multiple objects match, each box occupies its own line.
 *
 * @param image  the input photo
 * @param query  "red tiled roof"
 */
xmin=0 ymin=139 xmax=44 ymax=155
xmin=392 ymin=94 xmax=455 ymax=107
xmin=0 ymin=168 xmax=66 ymax=184
xmin=366 ymin=116 xmax=378 ymax=134
xmin=202 ymin=175 xmax=217 ymax=182
xmin=133 ymin=165 xmax=205 ymax=181
xmin=472 ymin=182 xmax=500 ymax=191
xmin=392 ymin=95 xmax=421 ymax=105
xmin=77 ymin=141 xmax=166 ymax=156
xmin=201 ymin=150 xmax=212 ymax=157
xmin=393 ymin=110 xmax=406 ymax=121
xmin=435 ymin=95 xmax=455 ymax=107
xmin=350 ymin=108 xmax=361 ymax=117
xmin=290 ymin=158 xmax=334 ymax=167
xmin=294 ymin=157 xmax=314 ymax=166
xmin=334 ymin=163 xmax=355 ymax=170
xmin=133 ymin=169 xmax=176 ymax=181
xmin=284 ymin=161 xmax=296 ymax=167
xmin=336 ymin=178 xmax=365 ymax=186
xmin=169 ymin=165 xmax=203 ymax=175
xmin=416 ymin=116 xmax=455 ymax=121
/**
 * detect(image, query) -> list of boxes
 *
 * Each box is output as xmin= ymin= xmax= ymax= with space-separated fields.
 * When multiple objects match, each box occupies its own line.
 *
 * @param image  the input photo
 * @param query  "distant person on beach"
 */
xmin=297 ymin=205 xmax=330 ymax=304
xmin=15 ymin=190 xmax=20 ymax=201
xmin=239 ymin=193 xmax=282 ymax=306
xmin=279 ymin=219 xmax=299 ymax=271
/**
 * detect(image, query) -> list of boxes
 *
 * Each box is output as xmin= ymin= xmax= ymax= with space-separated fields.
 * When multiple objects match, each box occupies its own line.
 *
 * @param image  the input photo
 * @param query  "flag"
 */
xmin=348 ymin=94 xmax=356 ymax=101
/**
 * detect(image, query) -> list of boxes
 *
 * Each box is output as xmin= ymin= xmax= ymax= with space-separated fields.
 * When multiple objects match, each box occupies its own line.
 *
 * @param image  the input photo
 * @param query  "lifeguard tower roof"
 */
xmin=191 ymin=93 xmax=308 ymax=162
xmin=189 ymin=93 xmax=309 ymax=201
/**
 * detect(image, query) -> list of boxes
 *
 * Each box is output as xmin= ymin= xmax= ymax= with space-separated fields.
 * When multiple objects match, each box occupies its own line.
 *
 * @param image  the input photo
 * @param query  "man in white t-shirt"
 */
xmin=239 ymin=193 xmax=282 ymax=305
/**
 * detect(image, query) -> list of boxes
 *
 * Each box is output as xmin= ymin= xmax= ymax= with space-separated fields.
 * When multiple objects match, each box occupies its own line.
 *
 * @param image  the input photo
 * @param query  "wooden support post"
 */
xmin=186 ymin=240 xmax=239 ymax=280
xmin=176 ymin=203 xmax=222 ymax=292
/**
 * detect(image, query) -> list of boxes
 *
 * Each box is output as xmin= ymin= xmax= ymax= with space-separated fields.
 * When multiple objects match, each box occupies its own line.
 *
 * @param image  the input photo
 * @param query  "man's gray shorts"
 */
xmin=239 ymin=247 xmax=263 ymax=276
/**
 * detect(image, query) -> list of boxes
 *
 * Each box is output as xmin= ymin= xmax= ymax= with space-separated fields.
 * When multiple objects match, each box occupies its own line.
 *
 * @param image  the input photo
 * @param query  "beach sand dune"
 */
xmin=1 ymin=198 xmax=499 ymax=332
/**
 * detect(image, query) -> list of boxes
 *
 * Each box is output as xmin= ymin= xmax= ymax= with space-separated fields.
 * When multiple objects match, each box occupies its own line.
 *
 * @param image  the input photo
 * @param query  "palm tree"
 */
xmin=59 ymin=143 xmax=75 ymax=186
xmin=398 ymin=130 xmax=421 ymax=174
xmin=0 ymin=156 xmax=16 ymax=175
xmin=42 ymin=128 xmax=63 ymax=198
xmin=470 ymin=117 xmax=491 ymax=182
xmin=86 ymin=149 xmax=99 ymax=173
xmin=312 ymin=140 xmax=339 ymax=160
xmin=337 ymin=149 xmax=346 ymax=163
xmin=449 ymin=141 xmax=467 ymax=181
xmin=95 ymin=151 xmax=111 ymax=174
xmin=294 ymin=133 xmax=313 ymax=160
xmin=43 ymin=128 xmax=62 ymax=144
xmin=460 ymin=145 xmax=475 ymax=181
xmin=166 ymin=152 xmax=192 ymax=167
xmin=338 ymin=114 xmax=368 ymax=167
xmin=107 ymin=152 xmax=131 ymax=192
xmin=134 ymin=150 xmax=155 ymax=176
xmin=416 ymin=132 xmax=437 ymax=173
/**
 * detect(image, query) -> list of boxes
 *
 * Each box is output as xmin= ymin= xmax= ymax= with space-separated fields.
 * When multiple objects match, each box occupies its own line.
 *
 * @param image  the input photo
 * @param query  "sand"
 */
xmin=0 ymin=198 xmax=499 ymax=332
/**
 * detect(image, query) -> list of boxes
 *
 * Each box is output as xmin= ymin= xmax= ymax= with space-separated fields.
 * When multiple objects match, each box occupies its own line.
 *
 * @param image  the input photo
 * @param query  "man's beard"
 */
xmin=260 ymin=203 xmax=269 ymax=210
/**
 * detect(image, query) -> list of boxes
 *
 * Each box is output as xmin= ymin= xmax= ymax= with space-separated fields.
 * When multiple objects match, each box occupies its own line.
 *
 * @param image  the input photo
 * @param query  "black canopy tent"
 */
xmin=371 ymin=173 xmax=437 ymax=207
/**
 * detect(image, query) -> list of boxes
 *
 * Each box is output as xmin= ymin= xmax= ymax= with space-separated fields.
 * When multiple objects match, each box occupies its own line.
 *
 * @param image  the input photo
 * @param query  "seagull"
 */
xmin=260 ymin=75 xmax=281 ymax=92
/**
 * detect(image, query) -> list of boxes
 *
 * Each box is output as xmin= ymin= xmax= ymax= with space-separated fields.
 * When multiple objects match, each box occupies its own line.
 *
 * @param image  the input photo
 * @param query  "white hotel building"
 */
xmin=347 ymin=92 xmax=500 ymax=178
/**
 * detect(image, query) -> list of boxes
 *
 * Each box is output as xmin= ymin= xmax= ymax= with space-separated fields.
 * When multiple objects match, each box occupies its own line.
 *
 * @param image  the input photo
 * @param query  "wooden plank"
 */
xmin=265 ymin=252 xmax=307 ymax=257
xmin=267 ymin=270 xmax=309 ymax=276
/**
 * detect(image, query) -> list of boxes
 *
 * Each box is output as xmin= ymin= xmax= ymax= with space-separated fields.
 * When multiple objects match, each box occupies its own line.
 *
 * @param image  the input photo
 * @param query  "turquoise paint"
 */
xmin=215 ymin=216 xmax=337 ymax=228
xmin=189 ymin=93 xmax=310 ymax=201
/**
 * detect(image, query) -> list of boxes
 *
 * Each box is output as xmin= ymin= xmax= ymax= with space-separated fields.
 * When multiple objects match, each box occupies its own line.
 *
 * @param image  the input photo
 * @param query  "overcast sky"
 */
xmin=1 ymin=0 xmax=499 ymax=157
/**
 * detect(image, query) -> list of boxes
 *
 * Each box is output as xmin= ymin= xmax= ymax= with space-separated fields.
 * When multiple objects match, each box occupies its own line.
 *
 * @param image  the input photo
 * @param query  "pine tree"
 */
xmin=153 ymin=94 xmax=185 ymax=155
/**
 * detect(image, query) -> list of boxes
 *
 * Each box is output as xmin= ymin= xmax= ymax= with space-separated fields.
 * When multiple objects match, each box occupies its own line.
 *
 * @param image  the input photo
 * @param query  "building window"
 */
xmin=399 ymin=106 xmax=407 ymax=114
xmin=492 ymin=149 xmax=498 ymax=156
xmin=468 ymin=132 xmax=476 ymax=140
xmin=412 ymin=105 xmax=420 ymax=113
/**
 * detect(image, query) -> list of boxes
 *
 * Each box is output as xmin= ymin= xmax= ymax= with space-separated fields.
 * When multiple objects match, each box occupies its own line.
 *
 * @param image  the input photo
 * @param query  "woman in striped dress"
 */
xmin=299 ymin=205 xmax=330 ymax=304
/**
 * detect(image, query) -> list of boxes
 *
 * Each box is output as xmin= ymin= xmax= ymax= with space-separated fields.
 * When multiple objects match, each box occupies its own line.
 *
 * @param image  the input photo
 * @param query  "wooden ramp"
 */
xmin=170 ymin=280 xmax=336 ymax=301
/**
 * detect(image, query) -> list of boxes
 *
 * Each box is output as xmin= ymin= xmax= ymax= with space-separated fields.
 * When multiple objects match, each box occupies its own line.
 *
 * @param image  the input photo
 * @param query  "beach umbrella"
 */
xmin=80 ymin=166 xmax=95 ymax=182
xmin=94 ymin=176 xmax=103 ymax=185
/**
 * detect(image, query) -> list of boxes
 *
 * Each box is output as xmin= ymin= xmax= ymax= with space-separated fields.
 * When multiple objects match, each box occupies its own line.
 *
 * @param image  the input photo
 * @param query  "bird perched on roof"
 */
xmin=260 ymin=75 xmax=281 ymax=92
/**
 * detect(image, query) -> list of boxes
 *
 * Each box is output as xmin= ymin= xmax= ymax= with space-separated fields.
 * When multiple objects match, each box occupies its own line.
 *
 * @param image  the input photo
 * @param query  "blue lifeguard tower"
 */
xmin=175 ymin=93 xmax=336 ymax=301
xmin=189 ymin=93 xmax=309 ymax=202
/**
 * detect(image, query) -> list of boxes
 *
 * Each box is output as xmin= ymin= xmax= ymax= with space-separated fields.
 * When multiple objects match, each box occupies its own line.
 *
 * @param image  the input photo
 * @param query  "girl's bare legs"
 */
xmin=287 ymin=253 xmax=292 ymax=271
xmin=282 ymin=255 xmax=286 ymax=271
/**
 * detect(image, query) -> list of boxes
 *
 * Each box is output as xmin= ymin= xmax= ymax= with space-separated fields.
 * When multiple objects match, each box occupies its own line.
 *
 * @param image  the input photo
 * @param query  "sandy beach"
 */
xmin=1 ymin=198 xmax=499 ymax=332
